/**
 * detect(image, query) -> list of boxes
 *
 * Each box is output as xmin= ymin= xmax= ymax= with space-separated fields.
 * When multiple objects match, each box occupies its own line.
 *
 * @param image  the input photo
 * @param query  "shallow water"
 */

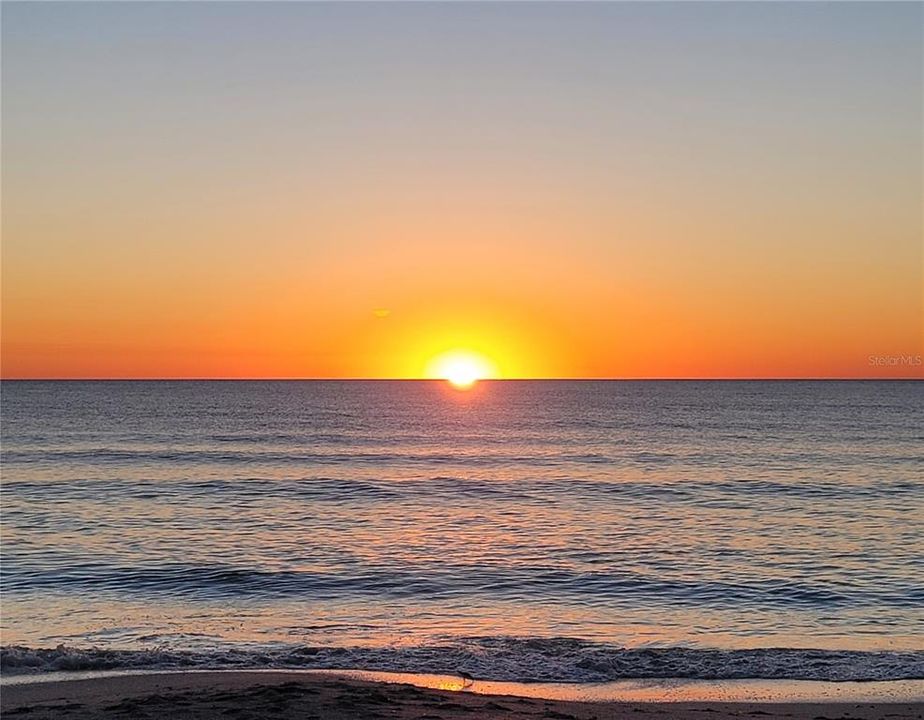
xmin=4 ymin=669 xmax=924 ymax=705
xmin=1 ymin=380 xmax=922 ymax=679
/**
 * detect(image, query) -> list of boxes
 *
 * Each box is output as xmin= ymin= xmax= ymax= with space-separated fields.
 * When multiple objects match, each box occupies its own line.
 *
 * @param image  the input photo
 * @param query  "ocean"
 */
xmin=1 ymin=380 xmax=922 ymax=681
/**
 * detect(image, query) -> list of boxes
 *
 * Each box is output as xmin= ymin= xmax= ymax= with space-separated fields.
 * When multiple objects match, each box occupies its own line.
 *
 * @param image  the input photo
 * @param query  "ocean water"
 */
xmin=1 ymin=380 xmax=922 ymax=680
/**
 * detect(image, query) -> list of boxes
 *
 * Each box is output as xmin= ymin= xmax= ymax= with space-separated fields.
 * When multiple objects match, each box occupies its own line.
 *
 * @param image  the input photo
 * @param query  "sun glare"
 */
xmin=426 ymin=350 xmax=497 ymax=389
xmin=445 ymin=360 xmax=479 ymax=389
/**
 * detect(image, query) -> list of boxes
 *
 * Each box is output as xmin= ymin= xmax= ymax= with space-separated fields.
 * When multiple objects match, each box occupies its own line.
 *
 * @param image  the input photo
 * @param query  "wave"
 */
xmin=0 ymin=447 xmax=617 ymax=470
xmin=5 ymin=560 xmax=922 ymax=609
xmin=4 ymin=474 xmax=921 ymax=507
xmin=3 ymin=638 xmax=923 ymax=682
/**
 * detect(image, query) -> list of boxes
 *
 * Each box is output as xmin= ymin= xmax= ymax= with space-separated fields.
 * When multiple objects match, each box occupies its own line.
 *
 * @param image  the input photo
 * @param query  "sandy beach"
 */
xmin=3 ymin=672 xmax=923 ymax=720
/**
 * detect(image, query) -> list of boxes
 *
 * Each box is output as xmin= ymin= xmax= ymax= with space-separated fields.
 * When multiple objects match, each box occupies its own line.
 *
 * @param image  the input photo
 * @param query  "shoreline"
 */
xmin=4 ymin=668 xmax=924 ymax=703
xmin=3 ymin=671 xmax=923 ymax=720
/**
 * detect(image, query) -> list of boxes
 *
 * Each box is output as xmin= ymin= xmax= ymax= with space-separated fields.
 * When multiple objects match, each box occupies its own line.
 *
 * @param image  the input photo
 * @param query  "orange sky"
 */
xmin=2 ymin=3 xmax=922 ymax=379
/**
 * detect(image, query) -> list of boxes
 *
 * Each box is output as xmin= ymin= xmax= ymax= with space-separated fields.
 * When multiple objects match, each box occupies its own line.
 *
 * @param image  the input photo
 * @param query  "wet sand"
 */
xmin=2 ymin=672 xmax=922 ymax=719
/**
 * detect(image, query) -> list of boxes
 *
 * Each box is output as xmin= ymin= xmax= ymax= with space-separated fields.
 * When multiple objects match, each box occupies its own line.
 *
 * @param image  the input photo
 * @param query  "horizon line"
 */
xmin=1 ymin=377 xmax=922 ymax=382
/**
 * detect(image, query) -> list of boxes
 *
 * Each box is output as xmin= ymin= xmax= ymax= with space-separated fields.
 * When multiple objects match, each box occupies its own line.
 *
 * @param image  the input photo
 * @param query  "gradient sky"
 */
xmin=2 ymin=1 xmax=922 ymax=378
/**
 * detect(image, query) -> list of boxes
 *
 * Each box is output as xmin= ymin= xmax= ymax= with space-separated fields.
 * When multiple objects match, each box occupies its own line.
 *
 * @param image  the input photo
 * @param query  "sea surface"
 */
xmin=1 ymin=380 xmax=922 ymax=680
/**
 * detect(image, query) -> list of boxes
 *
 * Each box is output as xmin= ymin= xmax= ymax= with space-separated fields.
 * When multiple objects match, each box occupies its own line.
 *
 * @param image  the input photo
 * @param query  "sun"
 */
xmin=425 ymin=350 xmax=497 ymax=389
xmin=444 ymin=359 xmax=479 ymax=389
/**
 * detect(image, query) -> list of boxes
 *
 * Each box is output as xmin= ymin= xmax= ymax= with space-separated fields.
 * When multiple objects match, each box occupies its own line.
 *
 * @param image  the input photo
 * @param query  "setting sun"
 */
xmin=425 ymin=350 xmax=497 ymax=389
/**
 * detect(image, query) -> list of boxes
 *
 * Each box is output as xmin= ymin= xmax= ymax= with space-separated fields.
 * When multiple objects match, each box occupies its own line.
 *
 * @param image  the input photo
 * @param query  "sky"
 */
xmin=2 ymin=1 xmax=922 ymax=379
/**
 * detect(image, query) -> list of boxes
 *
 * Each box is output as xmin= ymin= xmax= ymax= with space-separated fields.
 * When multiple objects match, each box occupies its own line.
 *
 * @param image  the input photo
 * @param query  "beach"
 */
xmin=3 ymin=672 xmax=923 ymax=720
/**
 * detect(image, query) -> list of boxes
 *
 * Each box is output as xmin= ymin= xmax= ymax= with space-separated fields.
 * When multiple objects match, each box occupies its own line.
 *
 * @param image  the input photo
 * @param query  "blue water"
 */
xmin=1 ymin=380 xmax=922 ymax=680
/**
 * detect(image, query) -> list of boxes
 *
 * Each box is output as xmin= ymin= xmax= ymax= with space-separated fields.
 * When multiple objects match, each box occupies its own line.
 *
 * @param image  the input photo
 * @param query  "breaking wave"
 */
xmin=3 ymin=638 xmax=923 ymax=682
